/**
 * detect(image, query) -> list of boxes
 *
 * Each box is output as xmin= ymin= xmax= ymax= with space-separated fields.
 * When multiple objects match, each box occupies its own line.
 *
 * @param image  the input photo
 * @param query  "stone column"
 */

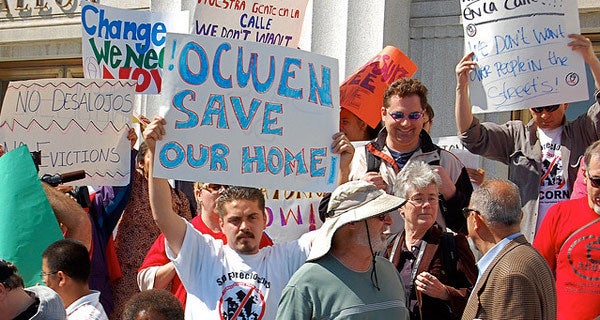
xmin=309 ymin=0 xmax=349 ymax=80
xmin=345 ymin=0 xmax=385 ymax=78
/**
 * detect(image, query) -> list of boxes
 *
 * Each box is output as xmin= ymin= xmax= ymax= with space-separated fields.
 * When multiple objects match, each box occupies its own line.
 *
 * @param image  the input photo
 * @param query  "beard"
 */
xmin=353 ymin=225 xmax=386 ymax=253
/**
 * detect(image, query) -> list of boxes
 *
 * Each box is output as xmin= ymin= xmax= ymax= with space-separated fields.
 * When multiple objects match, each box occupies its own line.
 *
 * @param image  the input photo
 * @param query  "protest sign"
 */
xmin=0 ymin=145 xmax=63 ymax=287
xmin=340 ymin=46 xmax=418 ymax=129
xmin=192 ymin=0 xmax=308 ymax=48
xmin=264 ymin=189 xmax=324 ymax=243
xmin=432 ymin=135 xmax=480 ymax=170
xmin=460 ymin=1 xmax=588 ymax=113
xmin=154 ymin=33 xmax=340 ymax=192
xmin=0 ymin=79 xmax=136 ymax=186
xmin=81 ymin=2 xmax=189 ymax=94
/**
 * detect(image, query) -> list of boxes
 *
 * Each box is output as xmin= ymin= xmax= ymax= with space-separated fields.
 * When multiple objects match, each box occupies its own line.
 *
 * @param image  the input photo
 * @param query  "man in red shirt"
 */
xmin=534 ymin=140 xmax=600 ymax=320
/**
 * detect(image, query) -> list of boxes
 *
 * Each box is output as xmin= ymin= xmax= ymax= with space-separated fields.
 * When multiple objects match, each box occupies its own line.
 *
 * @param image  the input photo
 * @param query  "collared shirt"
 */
xmin=66 ymin=290 xmax=108 ymax=320
xmin=476 ymin=232 xmax=522 ymax=280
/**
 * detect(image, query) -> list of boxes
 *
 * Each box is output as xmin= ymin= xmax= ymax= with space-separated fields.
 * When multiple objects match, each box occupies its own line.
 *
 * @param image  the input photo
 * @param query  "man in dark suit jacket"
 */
xmin=461 ymin=179 xmax=556 ymax=320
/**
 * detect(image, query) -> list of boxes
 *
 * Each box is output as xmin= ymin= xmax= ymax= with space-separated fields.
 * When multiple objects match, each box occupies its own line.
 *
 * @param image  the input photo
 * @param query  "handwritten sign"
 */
xmin=460 ymin=0 xmax=588 ymax=113
xmin=340 ymin=46 xmax=418 ymax=128
xmin=432 ymin=135 xmax=480 ymax=170
xmin=81 ymin=2 xmax=189 ymax=94
xmin=264 ymin=189 xmax=324 ymax=243
xmin=154 ymin=33 xmax=340 ymax=192
xmin=0 ymin=79 xmax=136 ymax=186
xmin=192 ymin=0 xmax=308 ymax=48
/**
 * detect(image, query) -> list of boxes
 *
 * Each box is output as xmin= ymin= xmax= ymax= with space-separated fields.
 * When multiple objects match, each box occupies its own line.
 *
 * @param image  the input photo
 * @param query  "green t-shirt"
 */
xmin=276 ymin=253 xmax=410 ymax=319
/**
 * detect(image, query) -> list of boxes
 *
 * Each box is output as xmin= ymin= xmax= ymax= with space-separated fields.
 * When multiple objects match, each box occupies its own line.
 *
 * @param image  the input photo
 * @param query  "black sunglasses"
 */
xmin=462 ymin=207 xmax=481 ymax=219
xmin=587 ymin=174 xmax=600 ymax=188
xmin=531 ymin=105 xmax=560 ymax=113
xmin=203 ymin=184 xmax=229 ymax=192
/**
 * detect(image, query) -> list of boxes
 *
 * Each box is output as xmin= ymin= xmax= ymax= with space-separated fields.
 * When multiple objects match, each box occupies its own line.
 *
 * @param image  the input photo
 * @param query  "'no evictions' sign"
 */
xmin=154 ymin=33 xmax=340 ymax=192
xmin=0 ymin=79 xmax=136 ymax=186
xmin=460 ymin=0 xmax=589 ymax=113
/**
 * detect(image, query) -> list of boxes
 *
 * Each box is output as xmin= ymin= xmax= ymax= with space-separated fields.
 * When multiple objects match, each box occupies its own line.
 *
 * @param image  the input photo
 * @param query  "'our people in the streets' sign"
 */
xmin=460 ymin=0 xmax=589 ymax=113
xmin=153 ymin=33 xmax=340 ymax=192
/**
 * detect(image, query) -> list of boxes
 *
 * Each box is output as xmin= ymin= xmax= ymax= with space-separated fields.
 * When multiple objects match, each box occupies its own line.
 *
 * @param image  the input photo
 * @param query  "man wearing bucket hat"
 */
xmin=276 ymin=180 xmax=410 ymax=319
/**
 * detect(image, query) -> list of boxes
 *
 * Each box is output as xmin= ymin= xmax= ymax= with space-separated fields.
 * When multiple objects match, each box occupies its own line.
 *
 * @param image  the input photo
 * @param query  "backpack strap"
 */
xmin=440 ymin=232 xmax=458 ymax=286
xmin=366 ymin=145 xmax=382 ymax=173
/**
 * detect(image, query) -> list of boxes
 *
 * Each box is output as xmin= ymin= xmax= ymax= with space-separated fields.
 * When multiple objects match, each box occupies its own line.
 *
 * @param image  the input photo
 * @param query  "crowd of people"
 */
xmin=1 ymin=32 xmax=599 ymax=320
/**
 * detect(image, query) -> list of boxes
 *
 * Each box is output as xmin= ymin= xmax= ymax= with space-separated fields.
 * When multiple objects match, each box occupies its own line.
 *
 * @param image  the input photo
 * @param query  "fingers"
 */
xmin=415 ymin=272 xmax=447 ymax=300
xmin=142 ymin=116 xmax=167 ymax=152
xmin=331 ymin=132 xmax=354 ymax=155
xmin=360 ymin=172 xmax=388 ymax=190
xmin=460 ymin=51 xmax=476 ymax=63
xmin=456 ymin=52 xmax=478 ymax=87
xmin=567 ymin=34 xmax=596 ymax=63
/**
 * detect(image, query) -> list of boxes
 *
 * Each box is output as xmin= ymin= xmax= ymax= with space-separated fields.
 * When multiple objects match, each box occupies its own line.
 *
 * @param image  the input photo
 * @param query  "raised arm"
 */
xmin=455 ymin=52 xmax=478 ymax=134
xmin=143 ymin=116 xmax=187 ymax=256
xmin=568 ymin=34 xmax=600 ymax=90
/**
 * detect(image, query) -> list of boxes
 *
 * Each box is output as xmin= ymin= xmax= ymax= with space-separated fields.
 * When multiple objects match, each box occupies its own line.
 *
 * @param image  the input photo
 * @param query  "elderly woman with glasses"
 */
xmin=384 ymin=161 xmax=477 ymax=320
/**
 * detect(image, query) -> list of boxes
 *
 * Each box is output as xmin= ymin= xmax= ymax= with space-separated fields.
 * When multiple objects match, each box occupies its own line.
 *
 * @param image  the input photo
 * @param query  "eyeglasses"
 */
xmin=531 ymin=105 xmax=560 ymax=113
xmin=587 ymin=174 xmax=600 ymax=188
xmin=40 ymin=271 xmax=58 ymax=278
xmin=408 ymin=196 xmax=438 ymax=206
xmin=462 ymin=207 xmax=481 ymax=219
xmin=202 ymin=184 xmax=228 ymax=192
xmin=389 ymin=111 xmax=424 ymax=121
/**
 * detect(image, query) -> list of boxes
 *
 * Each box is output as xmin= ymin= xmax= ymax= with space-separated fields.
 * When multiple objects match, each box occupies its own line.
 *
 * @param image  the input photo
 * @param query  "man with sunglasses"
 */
xmin=349 ymin=78 xmax=473 ymax=235
xmin=533 ymin=140 xmax=600 ymax=320
xmin=455 ymin=34 xmax=600 ymax=242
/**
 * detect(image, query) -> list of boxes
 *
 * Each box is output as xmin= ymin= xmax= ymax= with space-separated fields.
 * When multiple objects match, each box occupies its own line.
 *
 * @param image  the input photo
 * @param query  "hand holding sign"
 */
xmin=568 ymin=34 xmax=600 ymax=90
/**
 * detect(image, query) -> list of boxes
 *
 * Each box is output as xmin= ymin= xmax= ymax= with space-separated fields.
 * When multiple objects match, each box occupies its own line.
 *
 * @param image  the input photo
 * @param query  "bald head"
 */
xmin=470 ymin=179 xmax=522 ymax=228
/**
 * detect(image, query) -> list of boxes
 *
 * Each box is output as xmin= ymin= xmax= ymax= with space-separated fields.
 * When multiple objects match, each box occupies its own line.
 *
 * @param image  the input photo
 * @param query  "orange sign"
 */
xmin=340 ymin=46 xmax=418 ymax=128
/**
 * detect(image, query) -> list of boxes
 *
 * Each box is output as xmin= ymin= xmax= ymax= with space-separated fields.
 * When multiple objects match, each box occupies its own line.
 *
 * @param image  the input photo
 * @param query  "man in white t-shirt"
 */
xmin=454 ymin=33 xmax=600 ymax=242
xmin=143 ymin=116 xmax=354 ymax=319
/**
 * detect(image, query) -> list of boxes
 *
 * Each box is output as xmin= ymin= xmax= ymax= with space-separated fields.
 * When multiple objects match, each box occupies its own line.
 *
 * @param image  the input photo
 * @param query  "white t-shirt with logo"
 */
xmin=166 ymin=222 xmax=311 ymax=320
xmin=537 ymin=127 xmax=569 ymax=231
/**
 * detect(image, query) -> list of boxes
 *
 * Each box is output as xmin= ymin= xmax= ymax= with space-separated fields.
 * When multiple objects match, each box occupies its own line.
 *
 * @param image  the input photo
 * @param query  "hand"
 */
xmin=568 ymin=34 xmax=596 ymax=65
xmin=0 ymin=145 xmax=4 ymax=158
xmin=331 ymin=132 xmax=354 ymax=171
xmin=127 ymin=128 xmax=138 ymax=149
xmin=143 ymin=116 xmax=167 ymax=153
xmin=431 ymin=165 xmax=456 ymax=200
xmin=360 ymin=172 xmax=388 ymax=191
xmin=455 ymin=52 xmax=477 ymax=90
xmin=415 ymin=271 xmax=450 ymax=300
xmin=466 ymin=167 xmax=485 ymax=186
